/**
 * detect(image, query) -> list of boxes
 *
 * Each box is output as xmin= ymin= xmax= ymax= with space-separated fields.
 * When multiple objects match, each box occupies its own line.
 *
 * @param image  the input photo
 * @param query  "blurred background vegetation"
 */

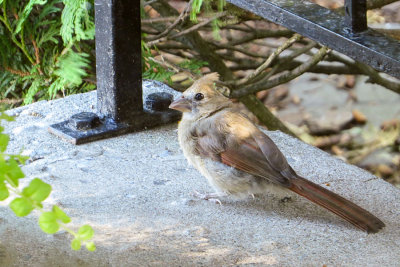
xmin=0 ymin=0 xmax=399 ymax=186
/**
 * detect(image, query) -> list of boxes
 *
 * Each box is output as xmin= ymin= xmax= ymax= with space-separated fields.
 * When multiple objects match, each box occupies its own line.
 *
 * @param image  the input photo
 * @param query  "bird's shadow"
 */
xmin=208 ymin=193 xmax=357 ymax=231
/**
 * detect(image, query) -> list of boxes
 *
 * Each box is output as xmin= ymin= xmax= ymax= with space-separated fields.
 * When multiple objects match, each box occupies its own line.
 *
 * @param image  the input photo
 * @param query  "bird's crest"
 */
xmin=192 ymin=72 xmax=220 ymax=89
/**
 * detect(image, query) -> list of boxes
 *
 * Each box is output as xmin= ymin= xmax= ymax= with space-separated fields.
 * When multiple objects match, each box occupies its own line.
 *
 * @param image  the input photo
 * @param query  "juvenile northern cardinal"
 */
xmin=169 ymin=73 xmax=385 ymax=233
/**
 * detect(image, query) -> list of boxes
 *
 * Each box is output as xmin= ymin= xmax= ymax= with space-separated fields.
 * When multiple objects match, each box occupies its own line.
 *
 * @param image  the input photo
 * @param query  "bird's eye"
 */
xmin=194 ymin=93 xmax=204 ymax=101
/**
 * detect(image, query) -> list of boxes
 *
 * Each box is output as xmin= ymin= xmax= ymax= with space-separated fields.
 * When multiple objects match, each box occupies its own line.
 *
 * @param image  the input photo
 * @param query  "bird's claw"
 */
xmin=192 ymin=191 xmax=222 ymax=205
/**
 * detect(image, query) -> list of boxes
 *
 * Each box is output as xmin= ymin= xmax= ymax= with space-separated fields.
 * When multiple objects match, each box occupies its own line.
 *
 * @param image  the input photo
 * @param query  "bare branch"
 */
xmin=143 ymin=0 xmax=159 ymax=6
xmin=148 ymin=56 xmax=199 ymax=80
xmin=367 ymin=0 xmax=398 ymax=9
xmin=231 ymin=46 xmax=330 ymax=98
xmin=229 ymin=29 xmax=293 ymax=46
xmin=330 ymin=52 xmax=400 ymax=94
xmin=172 ymin=12 xmax=227 ymax=39
xmin=235 ymin=33 xmax=302 ymax=86
xmin=210 ymin=42 xmax=272 ymax=59
xmin=146 ymin=0 xmax=193 ymax=42
xmin=146 ymin=12 xmax=227 ymax=47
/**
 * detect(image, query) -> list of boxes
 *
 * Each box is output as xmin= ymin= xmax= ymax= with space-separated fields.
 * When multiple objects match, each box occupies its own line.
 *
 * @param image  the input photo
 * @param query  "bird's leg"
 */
xmin=192 ymin=191 xmax=224 ymax=205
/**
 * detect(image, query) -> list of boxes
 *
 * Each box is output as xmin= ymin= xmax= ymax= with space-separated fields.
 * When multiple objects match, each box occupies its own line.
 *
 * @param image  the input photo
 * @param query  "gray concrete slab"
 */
xmin=1 ymin=81 xmax=399 ymax=266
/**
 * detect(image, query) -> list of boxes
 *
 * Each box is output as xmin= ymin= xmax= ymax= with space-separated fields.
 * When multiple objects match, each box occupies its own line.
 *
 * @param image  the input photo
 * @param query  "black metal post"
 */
xmin=344 ymin=0 xmax=367 ymax=33
xmin=95 ymin=0 xmax=142 ymax=121
xmin=48 ymin=0 xmax=180 ymax=145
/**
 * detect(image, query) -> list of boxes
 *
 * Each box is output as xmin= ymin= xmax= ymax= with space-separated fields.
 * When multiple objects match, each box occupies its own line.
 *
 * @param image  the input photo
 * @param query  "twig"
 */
xmin=235 ymin=33 xmax=302 ymax=86
xmin=251 ymin=41 xmax=317 ymax=81
xmin=143 ymin=0 xmax=159 ymax=6
xmin=142 ymin=17 xmax=179 ymax=24
xmin=367 ymin=0 xmax=398 ymax=9
xmin=149 ymin=56 xmax=198 ymax=80
xmin=31 ymin=38 xmax=43 ymax=75
xmin=0 ymin=98 xmax=23 ymax=105
xmin=4 ymin=66 xmax=30 ymax=77
xmin=229 ymin=29 xmax=293 ymax=46
xmin=210 ymin=42 xmax=272 ymax=59
xmin=330 ymin=52 xmax=400 ymax=94
xmin=147 ymin=12 xmax=227 ymax=47
xmin=231 ymin=46 xmax=330 ymax=98
xmin=146 ymin=0 xmax=193 ymax=42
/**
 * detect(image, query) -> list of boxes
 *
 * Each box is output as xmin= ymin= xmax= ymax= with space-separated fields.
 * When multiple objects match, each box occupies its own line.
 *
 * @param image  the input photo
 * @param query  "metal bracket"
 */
xmin=48 ymin=108 xmax=180 ymax=145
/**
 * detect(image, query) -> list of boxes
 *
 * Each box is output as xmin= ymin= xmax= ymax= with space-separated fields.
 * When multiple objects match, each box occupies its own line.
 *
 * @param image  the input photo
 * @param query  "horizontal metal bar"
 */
xmin=227 ymin=0 xmax=400 ymax=79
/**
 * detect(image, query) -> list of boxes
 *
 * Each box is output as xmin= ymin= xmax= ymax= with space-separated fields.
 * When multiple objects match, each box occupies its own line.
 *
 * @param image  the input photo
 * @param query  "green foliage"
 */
xmin=178 ymin=59 xmax=208 ymax=75
xmin=0 ymin=113 xmax=95 ymax=251
xmin=0 ymin=0 xmax=95 ymax=107
xmin=190 ymin=0 xmax=226 ymax=39
xmin=54 ymin=51 xmax=90 ymax=85
xmin=72 ymin=225 xmax=96 ymax=251
xmin=61 ymin=0 xmax=95 ymax=44
xmin=0 ymin=0 xmax=224 ymax=107
xmin=142 ymin=40 xmax=174 ymax=84
xmin=191 ymin=0 xmax=226 ymax=20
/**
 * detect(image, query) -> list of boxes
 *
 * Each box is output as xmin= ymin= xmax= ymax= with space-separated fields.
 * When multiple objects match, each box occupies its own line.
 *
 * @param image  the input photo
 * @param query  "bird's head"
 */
xmin=169 ymin=73 xmax=230 ymax=119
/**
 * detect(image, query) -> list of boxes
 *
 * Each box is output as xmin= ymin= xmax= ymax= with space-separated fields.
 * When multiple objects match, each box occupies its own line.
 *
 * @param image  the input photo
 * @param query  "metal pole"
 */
xmin=95 ymin=0 xmax=143 ymax=122
xmin=344 ymin=0 xmax=367 ymax=33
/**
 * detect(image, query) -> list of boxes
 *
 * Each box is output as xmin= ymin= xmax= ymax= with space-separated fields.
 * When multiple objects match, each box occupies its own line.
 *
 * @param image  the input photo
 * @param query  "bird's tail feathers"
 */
xmin=289 ymin=176 xmax=385 ymax=233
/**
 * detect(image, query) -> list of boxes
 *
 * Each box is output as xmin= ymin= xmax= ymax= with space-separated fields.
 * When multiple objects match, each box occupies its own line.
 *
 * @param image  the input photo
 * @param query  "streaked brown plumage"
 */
xmin=169 ymin=72 xmax=385 ymax=233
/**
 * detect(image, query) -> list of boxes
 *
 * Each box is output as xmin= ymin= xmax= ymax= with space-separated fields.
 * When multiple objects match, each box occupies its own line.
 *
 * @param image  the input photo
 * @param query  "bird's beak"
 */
xmin=169 ymin=97 xmax=192 ymax=112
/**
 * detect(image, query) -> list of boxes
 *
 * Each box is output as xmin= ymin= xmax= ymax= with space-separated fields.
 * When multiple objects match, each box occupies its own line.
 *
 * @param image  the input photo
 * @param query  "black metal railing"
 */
xmin=48 ymin=0 xmax=400 ymax=145
xmin=48 ymin=0 xmax=180 ymax=144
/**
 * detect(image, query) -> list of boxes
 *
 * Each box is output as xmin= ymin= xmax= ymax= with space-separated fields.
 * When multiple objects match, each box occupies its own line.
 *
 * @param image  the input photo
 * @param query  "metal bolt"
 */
xmin=145 ymin=92 xmax=174 ymax=111
xmin=69 ymin=112 xmax=101 ymax=130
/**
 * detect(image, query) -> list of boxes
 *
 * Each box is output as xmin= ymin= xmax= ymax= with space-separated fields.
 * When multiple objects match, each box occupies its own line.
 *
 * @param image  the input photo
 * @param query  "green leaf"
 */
xmin=0 ymin=113 xmax=14 ymax=121
xmin=0 ymin=181 xmax=9 ymax=201
xmin=85 ymin=241 xmax=96 ymax=251
xmin=52 ymin=205 xmax=71 ymax=223
xmin=39 ymin=211 xmax=60 ymax=234
xmin=5 ymin=158 xmax=25 ymax=187
xmin=10 ymin=197 xmax=33 ymax=217
xmin=77 ymin=225 xmax=94 ymax=240
xmin=0 ymin=134 xmax=9 ymax=152
xmin=0 ymin=160 xmax=6 ymax=182
xmin=71 ymin=238 xmax=81 ymax=251
xmin=190 ymin=0 xmax=204 ymax=22
xmin=22 ymin=178 xmax=51 ymax=202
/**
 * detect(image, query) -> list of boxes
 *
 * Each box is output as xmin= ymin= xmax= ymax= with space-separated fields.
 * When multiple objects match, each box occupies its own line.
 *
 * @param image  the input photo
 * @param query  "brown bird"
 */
xmin=169 ymin=72 xmax=385 ymax=233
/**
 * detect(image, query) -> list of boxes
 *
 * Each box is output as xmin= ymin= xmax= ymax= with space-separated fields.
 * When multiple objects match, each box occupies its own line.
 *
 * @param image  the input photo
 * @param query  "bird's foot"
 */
xmin=192 ymin=191 xmax=223 ymax=205
xmin=280 ymin=196 xmax=292 ymax=203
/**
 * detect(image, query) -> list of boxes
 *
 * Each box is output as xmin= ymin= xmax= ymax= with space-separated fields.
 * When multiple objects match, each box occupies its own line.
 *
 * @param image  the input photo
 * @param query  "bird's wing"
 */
xmin=195 ymin=111 xmax=294 ymax=187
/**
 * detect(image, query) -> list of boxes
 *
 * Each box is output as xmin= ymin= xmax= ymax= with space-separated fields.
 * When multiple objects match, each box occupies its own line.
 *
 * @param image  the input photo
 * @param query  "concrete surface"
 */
xmin=1 ymin=81 xmax=399 ymax=266
xmin=278 ymin=74 xmax=400 ymax=128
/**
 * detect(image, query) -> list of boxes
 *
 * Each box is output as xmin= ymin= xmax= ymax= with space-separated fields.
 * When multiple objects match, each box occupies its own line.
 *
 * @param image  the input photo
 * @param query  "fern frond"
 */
xmin=54 ymin=50 xmax=89 ymax=85
xmin=47 ymin=77 xmax=65 ymax=98
xmin=23 ymin=78 xmax=42 ymax=104
xmin=61 ymin=0 xmax=95 ymax=44
xmin=15 ymin=0 xmax=47 ymax=34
